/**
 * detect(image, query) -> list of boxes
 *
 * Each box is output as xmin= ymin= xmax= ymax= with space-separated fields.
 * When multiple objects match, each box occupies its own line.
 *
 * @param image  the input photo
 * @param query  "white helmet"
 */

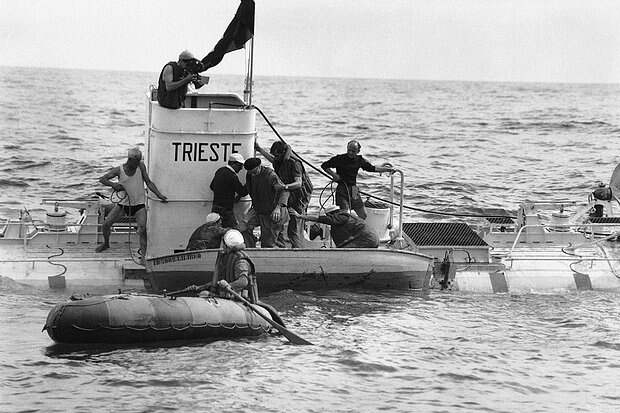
xmin=325 ymin=205 xmax=340 ymax=213
xmin=206 ymin=212 xmax=221 ymax=224
xmin=223 ymin=229 xmax=245 ymax=249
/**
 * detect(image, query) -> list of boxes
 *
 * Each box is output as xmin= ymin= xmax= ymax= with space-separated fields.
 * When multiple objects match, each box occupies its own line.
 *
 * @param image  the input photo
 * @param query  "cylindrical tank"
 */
xmin=364 ymin=200 xmax=391 ymax=241
xmin=550 ymin=211 xmax=570 ymax=232
xmin=146 ymin=92 xmax=256 ymax=257
xmin=46 ymin=203 xmax=67 ymax=232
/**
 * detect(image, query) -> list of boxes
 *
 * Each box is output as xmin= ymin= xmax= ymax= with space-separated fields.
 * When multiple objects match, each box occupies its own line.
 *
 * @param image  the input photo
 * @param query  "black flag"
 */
xmin=201 ymin=0 xmax=255 ymax=70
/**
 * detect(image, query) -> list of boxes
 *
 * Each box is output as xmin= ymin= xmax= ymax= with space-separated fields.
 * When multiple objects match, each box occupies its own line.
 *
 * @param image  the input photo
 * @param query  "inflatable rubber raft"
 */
xmin=43 ymin=293 xmax=274 ymax=344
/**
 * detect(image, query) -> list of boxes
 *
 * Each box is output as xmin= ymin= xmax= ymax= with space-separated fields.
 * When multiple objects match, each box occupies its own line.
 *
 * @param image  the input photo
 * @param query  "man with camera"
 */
xmin=157 ymin=50 xmax=209 ymax=109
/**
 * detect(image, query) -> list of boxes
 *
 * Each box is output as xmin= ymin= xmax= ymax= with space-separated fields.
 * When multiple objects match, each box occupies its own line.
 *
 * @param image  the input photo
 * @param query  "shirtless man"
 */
xmin=95 ymin=148 xmax=167 ymax=261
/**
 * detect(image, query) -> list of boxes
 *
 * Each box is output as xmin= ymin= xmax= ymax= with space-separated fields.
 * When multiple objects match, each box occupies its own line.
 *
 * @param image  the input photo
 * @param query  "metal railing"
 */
xmin=508 ymin=222 xmax=620 ymax=254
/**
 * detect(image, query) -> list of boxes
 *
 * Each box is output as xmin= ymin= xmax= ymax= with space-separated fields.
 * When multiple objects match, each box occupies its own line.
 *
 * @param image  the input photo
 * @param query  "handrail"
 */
xmin=388 ymin=169 xmax=405 ymax=245
xmin=501 ymin=257 xmax=620 ymax=262
xmin=149 ymin=126 xmax=255 ymax=136
xmin=508 ymin=223 xmax=620 ymax=255
xmin=146 ymin=195 xmax=251 ymax=203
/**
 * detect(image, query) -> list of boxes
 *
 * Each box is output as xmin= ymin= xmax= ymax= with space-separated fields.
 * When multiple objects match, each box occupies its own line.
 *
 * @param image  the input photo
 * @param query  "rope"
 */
xmin=103 ymin=189 xmax=143 ymax=266
xmin=249 ymin=103 xmax=516 ymax=220
xmin=46 ymin=245 xmax=67 ymax=278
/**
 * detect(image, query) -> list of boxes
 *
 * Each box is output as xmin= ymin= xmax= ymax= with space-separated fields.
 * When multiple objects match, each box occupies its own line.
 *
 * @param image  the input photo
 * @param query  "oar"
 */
xmin=165 ymin=283 xmax=211 ymax=297
xmin=224 ymin=285 xmax=313 ymax=346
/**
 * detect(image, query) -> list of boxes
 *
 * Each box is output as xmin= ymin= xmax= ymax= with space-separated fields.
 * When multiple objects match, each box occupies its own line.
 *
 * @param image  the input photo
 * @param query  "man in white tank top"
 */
xmin=95 ymin=148 xmax=168 ymax=262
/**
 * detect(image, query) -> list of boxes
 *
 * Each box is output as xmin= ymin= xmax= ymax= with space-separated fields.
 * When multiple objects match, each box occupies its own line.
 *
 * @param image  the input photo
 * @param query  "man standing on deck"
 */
xmin=157 ymin=50 xmax=207 ymax=109
xmin=210 ymin=153 xmax=248 ymax=228
xmin=242 ymin=157 xmax=288 ymax=248
xmin=255 ymin=140 xmax=313 ymax=248
xmin=95 ymin=148 xmax=168 ymax=262
xmin=321 ymin=140 xmax=394 ymax=220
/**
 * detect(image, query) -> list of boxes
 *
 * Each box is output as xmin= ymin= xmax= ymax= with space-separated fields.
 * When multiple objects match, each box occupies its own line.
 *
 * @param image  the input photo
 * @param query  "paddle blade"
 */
xmin=269 ymin=321 xmax=313 ymax=346
xmin=225 ymin=286 xmax=313 ymax=345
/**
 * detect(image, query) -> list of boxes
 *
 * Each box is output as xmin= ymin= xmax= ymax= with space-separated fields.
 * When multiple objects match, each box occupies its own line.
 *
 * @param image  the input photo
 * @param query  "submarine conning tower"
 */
xmin=145 ymin=89 xmax=256 ymax=258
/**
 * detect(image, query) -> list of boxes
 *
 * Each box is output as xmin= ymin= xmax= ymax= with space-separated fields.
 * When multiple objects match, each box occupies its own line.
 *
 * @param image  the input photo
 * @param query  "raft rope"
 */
xmin=70 ymin=322 xmax=269 ymax=332
xmin=212 ymin=102 xmax=516 ymax=220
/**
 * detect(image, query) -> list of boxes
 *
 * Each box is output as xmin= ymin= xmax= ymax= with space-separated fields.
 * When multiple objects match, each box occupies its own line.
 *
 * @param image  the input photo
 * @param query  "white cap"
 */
xmin=223 ymin=229 xmax=245 ymax=249
xmin=206 ymin=212 xmax=221 ymax=224
xmin=324 ymin=205 xmax=340 ymax=214
xmin=229 ymin=153 xmax=245 ymax=164
xmin=320 ymin=205 xmax=340 ymax=215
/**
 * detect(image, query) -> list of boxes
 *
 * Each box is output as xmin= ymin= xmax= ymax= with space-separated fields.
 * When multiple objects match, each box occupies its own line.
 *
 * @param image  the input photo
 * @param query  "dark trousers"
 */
xmin=276 ymin=205 xmax=306 ymax=248
xmin=335 ymin=183 xmax=366 ymax=219
xmin=212 ymin=205 xmax=238 ymax=228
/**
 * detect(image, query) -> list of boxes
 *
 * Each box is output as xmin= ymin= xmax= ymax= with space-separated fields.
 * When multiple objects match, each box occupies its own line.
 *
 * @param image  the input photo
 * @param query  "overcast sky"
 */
xmin=1 ymin=0 xmax=619 ymax=83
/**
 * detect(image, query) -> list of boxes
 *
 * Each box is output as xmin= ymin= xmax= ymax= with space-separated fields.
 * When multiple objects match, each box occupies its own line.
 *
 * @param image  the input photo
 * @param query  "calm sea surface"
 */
xmin=1 ymin=66 xmax=620 ymax=412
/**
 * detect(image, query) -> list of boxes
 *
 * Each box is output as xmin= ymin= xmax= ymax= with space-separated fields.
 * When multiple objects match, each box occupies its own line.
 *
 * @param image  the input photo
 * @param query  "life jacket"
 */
xmin=214 ymin=250 xmax=259 ymax=303
xmin=157 ymin=61 xmax=187 ymax=109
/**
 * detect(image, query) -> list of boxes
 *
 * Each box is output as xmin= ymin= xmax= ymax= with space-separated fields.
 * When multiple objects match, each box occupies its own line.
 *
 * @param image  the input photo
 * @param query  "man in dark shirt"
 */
xmin=321 ymin=140 xmax=393 ymax=219
xmin=210 ymin=153 xmax=248 ymax=228
xmin=243 ymin=158 xmax=288 ymax=248
xmin=157 ymin=50 xmax=208 ymax=109
xmin=290 ymin=205 xmax=379 ymax=248
xmin=255 ymin=140 xmax=313 ymax=248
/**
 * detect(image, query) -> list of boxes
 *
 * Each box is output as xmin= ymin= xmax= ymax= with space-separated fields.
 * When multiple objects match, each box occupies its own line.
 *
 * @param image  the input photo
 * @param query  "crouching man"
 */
xmin=290 ymin=205 xmax=379 ymax=248
xmin=186 ymin=212 xmax=228 ymax=251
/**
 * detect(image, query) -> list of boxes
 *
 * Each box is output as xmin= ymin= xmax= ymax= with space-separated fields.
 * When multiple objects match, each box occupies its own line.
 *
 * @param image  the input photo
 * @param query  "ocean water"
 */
xmin=1 ymin=66 xmax=620 ymax=412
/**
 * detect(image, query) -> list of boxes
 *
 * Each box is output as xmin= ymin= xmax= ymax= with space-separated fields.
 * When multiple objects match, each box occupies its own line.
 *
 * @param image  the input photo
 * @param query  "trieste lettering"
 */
xmin=171 ymin=142 xmax=242 ymax=162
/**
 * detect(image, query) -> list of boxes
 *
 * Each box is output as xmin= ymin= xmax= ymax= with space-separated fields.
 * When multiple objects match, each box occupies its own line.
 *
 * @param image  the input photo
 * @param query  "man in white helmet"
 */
xmin=211 ymin=229 xmax=258 ymax=302
xmin=185 ymin=212 xmax=228 ymax=251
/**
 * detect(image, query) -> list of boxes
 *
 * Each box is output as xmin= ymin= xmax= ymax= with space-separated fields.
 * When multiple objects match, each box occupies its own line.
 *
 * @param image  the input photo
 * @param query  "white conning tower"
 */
xmin=145 ymin=90 xmax=256 ymax=258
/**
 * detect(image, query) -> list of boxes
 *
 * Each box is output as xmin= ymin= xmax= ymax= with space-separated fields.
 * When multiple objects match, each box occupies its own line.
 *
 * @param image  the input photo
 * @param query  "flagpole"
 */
xmin=244 ymin=37 xmax=254 ymax=106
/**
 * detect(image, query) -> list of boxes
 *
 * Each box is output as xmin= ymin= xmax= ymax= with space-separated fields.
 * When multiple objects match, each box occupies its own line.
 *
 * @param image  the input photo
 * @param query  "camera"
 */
xmin=183 ymin=58 xmax=209 ymax=89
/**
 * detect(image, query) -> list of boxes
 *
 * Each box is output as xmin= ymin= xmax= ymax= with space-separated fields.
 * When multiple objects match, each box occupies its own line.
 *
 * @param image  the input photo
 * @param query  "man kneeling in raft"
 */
xmin=290 ymin=205 xmax=379 ymax=248
xmin=183 ymin=229 xmax=258 ymax=302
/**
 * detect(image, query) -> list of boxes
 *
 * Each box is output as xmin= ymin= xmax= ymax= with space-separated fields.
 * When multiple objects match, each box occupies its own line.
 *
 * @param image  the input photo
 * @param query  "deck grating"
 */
xmin=402 ymin=222 xmax=489 ymax=247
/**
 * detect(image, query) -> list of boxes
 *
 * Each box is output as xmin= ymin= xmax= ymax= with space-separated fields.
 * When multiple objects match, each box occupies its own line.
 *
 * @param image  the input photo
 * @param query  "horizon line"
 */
xmin=2 ymin=64 xmax=620 ymax=87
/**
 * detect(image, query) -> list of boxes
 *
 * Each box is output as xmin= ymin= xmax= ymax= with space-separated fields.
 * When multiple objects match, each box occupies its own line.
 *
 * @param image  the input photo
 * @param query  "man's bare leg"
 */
xmin=134 ymin=208 xmax=147 ymax=261
xmin=96 ymin=205 xmax=124 ymax=252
